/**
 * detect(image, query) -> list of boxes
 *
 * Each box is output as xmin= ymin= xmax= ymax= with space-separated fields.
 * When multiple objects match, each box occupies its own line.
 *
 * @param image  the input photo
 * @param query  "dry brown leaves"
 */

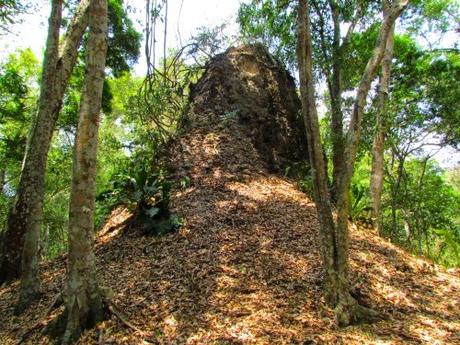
xmin=1 ymin=119 xmax=459 ymax=345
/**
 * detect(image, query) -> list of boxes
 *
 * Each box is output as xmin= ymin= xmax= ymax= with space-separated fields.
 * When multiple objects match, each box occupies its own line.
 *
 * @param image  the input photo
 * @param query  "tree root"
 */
xmin=334 ymin=294 xmax=379 ymax=327
xmin=15 ymin=289 xmax=42 ymax=315
xmin=107 ymin=301 xmax=149 ymax=337
xmin=16 ymin=291 xmax=64 ymax=344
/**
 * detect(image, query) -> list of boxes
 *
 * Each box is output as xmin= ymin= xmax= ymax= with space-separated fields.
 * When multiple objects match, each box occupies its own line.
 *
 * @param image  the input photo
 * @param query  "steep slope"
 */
xmin=0 ymin=45 xmax=459 ymax=345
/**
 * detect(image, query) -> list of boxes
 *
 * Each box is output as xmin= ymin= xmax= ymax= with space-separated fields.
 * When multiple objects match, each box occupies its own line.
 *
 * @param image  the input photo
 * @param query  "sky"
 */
xmin=0 ymin=0 xmax=243 ymax=74
xmin=0 ymin=0 xmax=458 ymax=168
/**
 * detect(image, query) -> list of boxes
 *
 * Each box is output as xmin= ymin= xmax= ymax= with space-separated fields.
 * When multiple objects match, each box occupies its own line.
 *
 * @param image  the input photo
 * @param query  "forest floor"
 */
xmin=1 ymin=45 xmax=459 ymax=344
xmin=1 ymin=117 xmax=459 ymax=345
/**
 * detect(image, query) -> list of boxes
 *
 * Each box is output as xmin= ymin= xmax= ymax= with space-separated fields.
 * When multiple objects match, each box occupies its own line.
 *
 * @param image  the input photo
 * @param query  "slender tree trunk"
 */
xmin=390 ymin=153 xmax=405 ymax=240
xmin=297 ymin=0 xmax=338 ymax=305
xmin=297 ymin=0 xmax=408 ymax=326
xmin=370 ymin=2 xmax=395 ymax=234
xmin=16 ymin=0 xmax=91 ymax=311
xmin=333 ymin=0 xmax=408 ymax=325
xmin=61 ymin=0 xmax=108 ymax=342
xmin=0 ymin=168 xmax=5 ymax=195
xmin=330 ymin=87 xmax=344 ymax=200
xmin=0 ymin=0 xmax=90 ymax=287
xmin=15 ymin=0 xmax=63 ymax=310
xmin=329 ymin=0 xmax=345 ymax=201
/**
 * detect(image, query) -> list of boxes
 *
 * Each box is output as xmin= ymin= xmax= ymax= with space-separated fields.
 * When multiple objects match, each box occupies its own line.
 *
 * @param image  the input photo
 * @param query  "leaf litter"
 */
xmin=1 ymin=45 xmax=459 ymax=344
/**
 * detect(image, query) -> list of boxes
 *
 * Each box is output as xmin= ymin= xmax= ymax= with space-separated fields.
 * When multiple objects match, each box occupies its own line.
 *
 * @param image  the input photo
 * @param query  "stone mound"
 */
xmin=187 ymin=44 xmax=308 ymax=172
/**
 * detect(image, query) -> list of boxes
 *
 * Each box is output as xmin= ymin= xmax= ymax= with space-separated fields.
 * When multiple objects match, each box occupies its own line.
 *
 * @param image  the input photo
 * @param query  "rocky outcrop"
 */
xmin=187 ymin=44 xmax=308 ymax=172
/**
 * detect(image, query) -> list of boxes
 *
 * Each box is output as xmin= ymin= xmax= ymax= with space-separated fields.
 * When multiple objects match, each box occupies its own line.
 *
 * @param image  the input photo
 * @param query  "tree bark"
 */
xmin=0 ymin=168 xmax=5 ymax=195
xmin=297 ymin=0 xmax=408 ymax=326
xmin=370 ymin=2 xmax=395 ymax=234
xmin=0 ymin=0 xmax=90 ymax=288
xmin=333 ymin=0 xmax=408 ymax=325
xmin=329 ymin=0 xmax=345 ymax=201
xmin=15 ymin=0 xmax=63 ymax=310
xmin=61 ymin=0 xmax=108 ymax=342
xmin=297 ymin=0 xmax=338 ymax=305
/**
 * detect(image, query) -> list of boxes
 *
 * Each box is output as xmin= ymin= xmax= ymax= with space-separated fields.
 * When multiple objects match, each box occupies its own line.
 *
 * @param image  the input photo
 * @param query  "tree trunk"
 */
xmin=297 ymin=0 xmax=408 ymax=326
xmin=0 ymin=168 xmax=5 ymax=195
xmin=61 ymin=0 xmax=108 ymax=342
xmin=329 ymin=0 xmax=345 ymax=201
xmin=297 ymin=0 xmax=338 ymax=305
xmin=15 ymin=0 xmax=63 ymax=310
xmin=0 ymin=0 xmax=90 ymax=287
xmin=333 ymin=0 xmax=408 ymax=325
xmin=370 ymin=2 xmax=395 ymax=234
xmin=390 ymin=153 xmax=405 ymax=240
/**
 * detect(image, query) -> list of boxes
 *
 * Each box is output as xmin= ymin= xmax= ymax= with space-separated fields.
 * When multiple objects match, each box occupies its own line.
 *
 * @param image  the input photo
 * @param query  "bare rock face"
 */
xmin=187 ymin=44 xmax=308 ymax=172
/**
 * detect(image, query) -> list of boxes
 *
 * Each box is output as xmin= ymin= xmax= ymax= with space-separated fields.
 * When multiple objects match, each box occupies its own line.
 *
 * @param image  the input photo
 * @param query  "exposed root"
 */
xmin=16 ymin=291 xmax=64 ymax=344
xmin=107 ymin=301 xmax=150 ymax=338
xmin=15 ymin=290 xmax=41 ymax=315
xmin=334 ymin=294 xmax=379 ymax=327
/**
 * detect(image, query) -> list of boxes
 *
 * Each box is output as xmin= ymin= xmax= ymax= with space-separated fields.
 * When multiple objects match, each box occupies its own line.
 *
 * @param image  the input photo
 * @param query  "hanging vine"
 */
xmin=138 ymin=0 xmax=199 ymax=145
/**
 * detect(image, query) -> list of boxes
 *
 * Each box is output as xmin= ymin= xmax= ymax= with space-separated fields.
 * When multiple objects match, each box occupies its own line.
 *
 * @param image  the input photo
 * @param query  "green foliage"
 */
xmin=0 ymin=49 xmax=39 ymax=225
xmin=285 ymin=162 xmax=314 ymax=197
xmin=107 ymin=0 xmax=142 ymax=76
xmin=402 ymin=0 xmax=459 ymax=34
xmin=93 ymin=60 xmax=198 ymax=234
xmin=422 ymin=51 xmax=460 ymax=147
xmin=433 ymin=228 xmax=460 ymax=266
xmin=299 ymin=175 xmax=314 ymax=197
xmin=382 ymin=158 xmax=460 ymax=267
xmin=0 ymin=0 xmax=33 ymax=32
xmin=349 ymin=157 xmax=372 ymax=221
xmin=42 ymin=133 xmax=74 ymax=257
xmin=445 ymin=165 xmax=460 ymax=193
xmin=96 ymin=49 xmax=203 ymax=236
xmin=180 ymin=176 xmax=191 ymax=189
xmin=344 ymin=24 xmax=380 ymax=90
xmin=134 ymin=49 xmax=202 ymax=146
xmin=238 ymin=0 xmax=298 ymax=69
xmin=187 ymin=23 xmax=233 ymax=61
xmin=96 ymin=163 xmax=182 ymax=236
xmin=58 ymin=0 xmax=141 ymax=131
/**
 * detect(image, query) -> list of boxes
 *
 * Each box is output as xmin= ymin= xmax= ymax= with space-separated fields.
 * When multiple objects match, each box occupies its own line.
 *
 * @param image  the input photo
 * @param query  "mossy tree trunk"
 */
xmin=61 ymin=0 xmax=108 ymax=343
xmin=297 ymin=0 xmax=408 ymax=326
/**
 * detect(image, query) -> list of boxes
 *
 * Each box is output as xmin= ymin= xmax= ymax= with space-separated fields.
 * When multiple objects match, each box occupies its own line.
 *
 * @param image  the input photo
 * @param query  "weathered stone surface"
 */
xmin=187 ymin=44 xmax=308 ymax=172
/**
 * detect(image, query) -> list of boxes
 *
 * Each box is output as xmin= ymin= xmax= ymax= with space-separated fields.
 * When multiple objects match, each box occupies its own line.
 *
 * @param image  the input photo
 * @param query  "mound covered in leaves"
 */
xmin=1 ymin=45 xmax=459 ymax=344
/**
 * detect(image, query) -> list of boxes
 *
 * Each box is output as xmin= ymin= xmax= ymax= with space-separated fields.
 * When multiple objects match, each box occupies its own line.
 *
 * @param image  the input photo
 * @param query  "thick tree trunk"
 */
xmin=297 ymin=0 xmax=408 ymax=326
xmin=15 ymin=0 xmax=63 ymax=310
xmin=61 ymin=0 xmax=108 ymax=342
xmin=370 ymin=4 xmax=395 ymax=234
xmin=0 ymin=0 xmax=90 ymax=288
